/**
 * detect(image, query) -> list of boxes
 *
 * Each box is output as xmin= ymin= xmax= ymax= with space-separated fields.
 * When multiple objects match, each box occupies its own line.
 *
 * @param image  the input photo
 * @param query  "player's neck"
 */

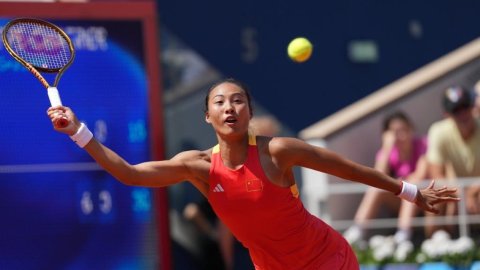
xmin=217 ymin=134 xmax=249 ymax=169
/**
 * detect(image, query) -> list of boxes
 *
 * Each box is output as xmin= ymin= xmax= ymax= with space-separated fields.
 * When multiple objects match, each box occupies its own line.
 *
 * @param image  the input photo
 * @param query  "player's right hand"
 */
xmin=46 ymin=106 xmax=81 ymax=136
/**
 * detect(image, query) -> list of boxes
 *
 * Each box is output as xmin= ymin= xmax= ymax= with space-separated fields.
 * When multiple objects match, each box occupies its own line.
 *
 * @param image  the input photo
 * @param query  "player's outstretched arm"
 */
xmin=46 ymin=106 xmax=199 ymax=187
xmin=270 ymin=137 xmax=459 ymax=213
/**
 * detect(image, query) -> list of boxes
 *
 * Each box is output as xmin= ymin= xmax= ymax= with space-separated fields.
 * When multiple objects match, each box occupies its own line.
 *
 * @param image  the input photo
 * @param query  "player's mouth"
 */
xmin=224 ymin=116 xmax=237 ymax=125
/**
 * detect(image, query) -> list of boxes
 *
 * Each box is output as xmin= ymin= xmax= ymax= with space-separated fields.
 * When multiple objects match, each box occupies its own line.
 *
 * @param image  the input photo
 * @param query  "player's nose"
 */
xmin=225 ymin=102 xmax=235 ymax=113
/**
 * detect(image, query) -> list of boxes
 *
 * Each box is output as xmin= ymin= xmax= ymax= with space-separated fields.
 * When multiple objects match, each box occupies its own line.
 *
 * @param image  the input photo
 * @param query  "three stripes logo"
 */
xmin=213 ymin=183 xmax=225 ymax=192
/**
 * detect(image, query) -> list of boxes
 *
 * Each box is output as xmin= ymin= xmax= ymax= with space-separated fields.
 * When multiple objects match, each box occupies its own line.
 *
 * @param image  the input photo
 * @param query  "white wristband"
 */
xmin=70 ymin=123 xmax=93 ymax=148
xmin=397 ymin=181 xmax=418 ymax=203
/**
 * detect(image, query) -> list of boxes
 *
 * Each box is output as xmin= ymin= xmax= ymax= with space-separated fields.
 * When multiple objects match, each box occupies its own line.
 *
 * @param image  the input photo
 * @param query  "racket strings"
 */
xmin=6 ymin=22 xmax=72 ymax=70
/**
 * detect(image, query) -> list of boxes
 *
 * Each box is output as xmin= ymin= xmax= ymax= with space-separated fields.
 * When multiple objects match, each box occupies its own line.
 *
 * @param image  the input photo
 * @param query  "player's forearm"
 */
xmin=339 ymin=161 xmax=401 ymax=194
xmin=83 ymin=138 xmax=137 ymax=185
xmin=82 ymin=138 xmax=190 ymax=187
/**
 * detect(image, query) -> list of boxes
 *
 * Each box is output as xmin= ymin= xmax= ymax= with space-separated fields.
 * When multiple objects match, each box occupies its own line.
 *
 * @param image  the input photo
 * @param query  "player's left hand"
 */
xmin=415 ymin=180 xmax=460 ymax=214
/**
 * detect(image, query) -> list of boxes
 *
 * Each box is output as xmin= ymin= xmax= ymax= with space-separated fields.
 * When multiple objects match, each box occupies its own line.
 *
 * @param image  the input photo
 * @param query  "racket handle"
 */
xmin=48 ymin=87 xmax=63 ymax=107
xmin=48 ymin=87 xmax=68 ymax=128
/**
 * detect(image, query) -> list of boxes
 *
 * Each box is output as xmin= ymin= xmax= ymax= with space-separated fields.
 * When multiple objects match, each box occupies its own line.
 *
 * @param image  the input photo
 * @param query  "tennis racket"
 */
xmin=2 ymin=18 xmax=75 ymax=128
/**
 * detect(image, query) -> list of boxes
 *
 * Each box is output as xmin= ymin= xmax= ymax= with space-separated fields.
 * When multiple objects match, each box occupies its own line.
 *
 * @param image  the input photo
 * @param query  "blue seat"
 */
xmin=419 ymin=262 xmax=453 ymax=270
xmin=471 ymin=261 xmax=480 ymax=270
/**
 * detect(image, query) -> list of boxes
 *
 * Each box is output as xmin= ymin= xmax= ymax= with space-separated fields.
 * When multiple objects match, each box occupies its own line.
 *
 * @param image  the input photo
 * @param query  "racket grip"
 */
xmin=48 ymin=87 xmax=63 ymax=107
xmin=48 ymin=87 xmax=68 ymax=128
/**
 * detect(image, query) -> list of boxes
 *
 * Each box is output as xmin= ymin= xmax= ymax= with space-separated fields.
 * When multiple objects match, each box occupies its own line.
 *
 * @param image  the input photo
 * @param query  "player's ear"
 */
xmin=205 ymin=112 xmax=211 ymax=124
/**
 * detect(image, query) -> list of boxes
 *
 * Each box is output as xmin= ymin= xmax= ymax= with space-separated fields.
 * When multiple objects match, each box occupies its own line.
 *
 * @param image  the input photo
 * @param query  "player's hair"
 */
xmin=204 ymin=78 xmax=253 ymax=115
xmin=382 ymin=111 xmax=413 ymax=132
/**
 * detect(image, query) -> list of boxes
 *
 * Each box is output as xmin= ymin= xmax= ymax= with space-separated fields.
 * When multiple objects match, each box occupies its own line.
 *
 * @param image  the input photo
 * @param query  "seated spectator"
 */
xmin=183 ymin=198 xmax=226 ymax=270
xmin=472 ymin=79 xmax=480 ymax=118
xmin=425 ymin=85 xmax=480 ymax=237
xmin=344 ymin=110 xmax=428 ymax=244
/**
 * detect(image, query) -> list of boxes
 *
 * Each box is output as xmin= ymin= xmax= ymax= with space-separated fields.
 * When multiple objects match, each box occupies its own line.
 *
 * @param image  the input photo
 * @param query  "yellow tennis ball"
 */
xmin=287 ymin=37 xmax=313 ymax=63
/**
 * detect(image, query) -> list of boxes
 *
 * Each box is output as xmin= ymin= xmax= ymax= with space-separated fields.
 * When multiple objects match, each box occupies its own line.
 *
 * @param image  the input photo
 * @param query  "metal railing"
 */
xmin=328 ymin=177 xmax=480 ymax=237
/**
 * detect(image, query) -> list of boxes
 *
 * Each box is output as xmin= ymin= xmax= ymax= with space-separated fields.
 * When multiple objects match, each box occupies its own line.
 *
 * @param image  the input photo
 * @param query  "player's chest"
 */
xmin=209 ymin=169 xmax=265 ymax=202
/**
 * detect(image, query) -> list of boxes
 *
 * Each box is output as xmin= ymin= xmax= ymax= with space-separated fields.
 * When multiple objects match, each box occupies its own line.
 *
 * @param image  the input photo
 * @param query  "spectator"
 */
xmin=344 ymin=111 xmax=428 ymax=244
xmin=249 ymin=115 xmax=281 ymax=137
xmin=426 ymin=85 xmax=480 ymax=236
xmin=183 ymin=198 xmax=226 ymax=270
xmin=473 ymin=80 xmax=480 ymax=118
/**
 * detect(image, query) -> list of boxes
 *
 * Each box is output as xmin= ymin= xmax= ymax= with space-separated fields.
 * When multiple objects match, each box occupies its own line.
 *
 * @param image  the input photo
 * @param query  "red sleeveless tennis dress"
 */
xmin=207 ymin=135 xmax=359 ymax=270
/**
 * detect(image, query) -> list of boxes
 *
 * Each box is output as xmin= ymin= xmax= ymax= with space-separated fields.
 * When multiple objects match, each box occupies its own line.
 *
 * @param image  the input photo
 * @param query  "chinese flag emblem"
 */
xmin=246 ymin=179 xmax=263 ymax=192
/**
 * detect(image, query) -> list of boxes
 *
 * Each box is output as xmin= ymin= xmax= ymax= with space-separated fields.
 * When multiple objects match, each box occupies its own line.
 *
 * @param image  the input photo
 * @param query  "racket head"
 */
xmin=2 ymin=18 xmax=75 ymax=73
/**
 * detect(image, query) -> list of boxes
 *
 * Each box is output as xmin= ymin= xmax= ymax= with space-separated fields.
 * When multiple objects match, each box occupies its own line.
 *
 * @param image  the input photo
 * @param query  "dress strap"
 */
xmin=248 ymin=133 xmax=256 ymax=146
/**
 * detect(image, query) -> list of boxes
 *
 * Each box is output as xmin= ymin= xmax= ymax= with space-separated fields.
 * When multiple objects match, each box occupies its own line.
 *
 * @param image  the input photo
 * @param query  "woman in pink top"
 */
xmin=47 ymin=79 xmax=456 ymax=269
xmin=344 ymin=111 xmax=429 ymax=245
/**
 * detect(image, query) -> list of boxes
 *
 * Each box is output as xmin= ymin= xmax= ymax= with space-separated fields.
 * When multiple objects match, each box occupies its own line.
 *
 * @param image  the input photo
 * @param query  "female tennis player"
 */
xmin=47 ymin=78 xmax=459 ymax=269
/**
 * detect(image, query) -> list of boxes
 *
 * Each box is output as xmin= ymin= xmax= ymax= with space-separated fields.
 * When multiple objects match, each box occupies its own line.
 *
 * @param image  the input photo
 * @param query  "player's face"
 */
xmin=205 ymin=82 xmax=252 ymax=136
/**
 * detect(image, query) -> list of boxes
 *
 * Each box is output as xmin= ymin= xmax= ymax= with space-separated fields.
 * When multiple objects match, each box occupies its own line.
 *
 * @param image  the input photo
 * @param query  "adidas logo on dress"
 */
xmin=213 ymin=184 xmax=224 ymax=192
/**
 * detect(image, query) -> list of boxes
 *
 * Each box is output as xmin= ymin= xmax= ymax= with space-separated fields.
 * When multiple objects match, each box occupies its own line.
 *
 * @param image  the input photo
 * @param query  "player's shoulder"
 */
xmin=172 ymin=149 xmax=212 ymax=163
xmin=258 ymin=136 xmax=308 ymax=155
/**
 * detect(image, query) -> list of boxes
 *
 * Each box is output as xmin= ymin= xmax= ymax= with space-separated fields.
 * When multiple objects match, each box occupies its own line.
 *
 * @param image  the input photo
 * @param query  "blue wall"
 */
xmin=157 ymin=1 xmax=480 ymax=131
